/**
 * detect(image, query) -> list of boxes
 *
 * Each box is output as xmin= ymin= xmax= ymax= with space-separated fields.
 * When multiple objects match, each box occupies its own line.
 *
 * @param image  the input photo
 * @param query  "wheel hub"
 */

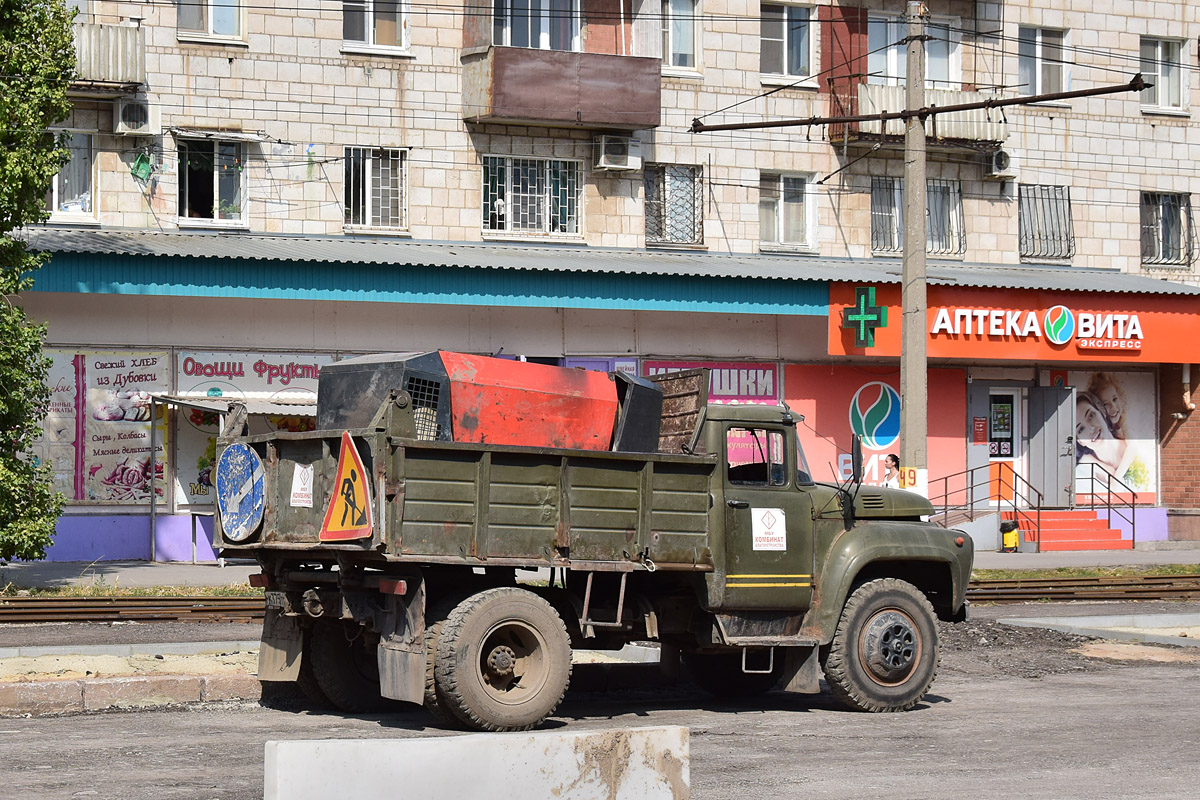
xmin=486 ymin=645 xmax=517 ymax=679
xmin=860 ymin=609 xmax=919 ymax=684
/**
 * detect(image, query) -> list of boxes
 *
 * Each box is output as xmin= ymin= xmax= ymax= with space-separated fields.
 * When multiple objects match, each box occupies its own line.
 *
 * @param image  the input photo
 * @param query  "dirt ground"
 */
xmin=3 ymin=602 xmax=1199 ymax=686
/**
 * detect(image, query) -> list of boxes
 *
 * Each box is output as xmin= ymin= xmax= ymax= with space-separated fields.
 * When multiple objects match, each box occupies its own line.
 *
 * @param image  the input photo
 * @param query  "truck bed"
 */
xmin=240 ymin=430 xmax=718 ymax=572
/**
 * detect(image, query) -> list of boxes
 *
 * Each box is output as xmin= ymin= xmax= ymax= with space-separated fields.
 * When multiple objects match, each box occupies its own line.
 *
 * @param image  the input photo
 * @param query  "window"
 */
xmin=868 ymin=15 xmax=957 ymax=88
xmin=870 ymin=177 xmax=964 ymax=255
xmin=1018 ymin=184 xmax=1075 ymax=259
xmin=726 ymin=428 xmax=786 ymax=487
xmin=662 ymin=0 xmax=697 ymax=69
xmin=759 ymin=173 xmax=812 ymax=247
xmin=344 ymin=147 xmax=406 ymax=229
xmin=1140 ymin=38 xmax=1183 ymax=109
xmin=493 ymin=0 xmax=580 ymax=51
xmin=760 ymin=5 xmax=812 ymax=78
xmin=344 ymin=1 xmax=406 ymax=49
xmin=45 ymin=133 xmax=92 ymax=217
xmin=1141 ymin=192 xmax=1194 ymax=266
xmin=645 ymin=164 xmax=703 ymax=245
xmin=1017 ymin=27 xmax=1065 ymax=95
xmin=482 ymin=156 xmax=581 ymax=235
xmin=178 ymin=139 xmax=245 ymax=224
xmin=177 ymin=0 xmax=241 ymax=38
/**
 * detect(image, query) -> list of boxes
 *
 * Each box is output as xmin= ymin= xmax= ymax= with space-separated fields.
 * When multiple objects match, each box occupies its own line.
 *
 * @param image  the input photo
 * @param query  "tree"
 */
xmin=0 ymin=0 xmax=76 ymax=561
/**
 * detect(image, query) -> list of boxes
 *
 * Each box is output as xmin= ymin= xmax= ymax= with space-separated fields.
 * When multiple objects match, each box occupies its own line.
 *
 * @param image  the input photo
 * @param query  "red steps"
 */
xmin=1002 ymin=509 xmax=1132 ymax=551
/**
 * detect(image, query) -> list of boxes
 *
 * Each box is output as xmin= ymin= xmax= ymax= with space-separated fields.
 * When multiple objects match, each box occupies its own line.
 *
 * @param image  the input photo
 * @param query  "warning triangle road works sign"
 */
xmin=320 ymin=431 xmax=374 ymax=541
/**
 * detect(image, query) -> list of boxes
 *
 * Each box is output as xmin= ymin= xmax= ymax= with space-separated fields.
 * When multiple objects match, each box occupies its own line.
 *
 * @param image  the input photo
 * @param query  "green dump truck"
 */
xmin=213 ymin=351 xmax=972 ymax=731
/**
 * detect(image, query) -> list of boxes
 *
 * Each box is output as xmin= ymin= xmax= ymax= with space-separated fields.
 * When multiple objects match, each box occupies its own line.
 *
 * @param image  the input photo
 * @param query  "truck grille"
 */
xmin=406 ymin=377 xmax=442 ymax=440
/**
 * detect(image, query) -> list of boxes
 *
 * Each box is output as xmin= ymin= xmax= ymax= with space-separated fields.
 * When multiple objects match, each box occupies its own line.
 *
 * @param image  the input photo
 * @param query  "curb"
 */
xmin=0 ymin=673 xmax=262 ymax=717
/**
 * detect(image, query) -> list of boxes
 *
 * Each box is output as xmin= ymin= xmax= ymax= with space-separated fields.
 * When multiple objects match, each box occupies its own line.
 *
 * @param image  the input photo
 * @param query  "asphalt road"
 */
xmin=3 ymin=653 xmax=1198 ymax=800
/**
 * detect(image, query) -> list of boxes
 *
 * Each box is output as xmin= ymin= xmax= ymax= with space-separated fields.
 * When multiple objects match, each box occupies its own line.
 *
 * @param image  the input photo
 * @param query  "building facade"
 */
xmin=22 ymin=0 xmax=1200 ymax=559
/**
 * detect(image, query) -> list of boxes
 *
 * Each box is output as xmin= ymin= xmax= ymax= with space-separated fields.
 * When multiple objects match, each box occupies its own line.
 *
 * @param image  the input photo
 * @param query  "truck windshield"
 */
xmin=795 ymin=438 xmax=814 ymax=485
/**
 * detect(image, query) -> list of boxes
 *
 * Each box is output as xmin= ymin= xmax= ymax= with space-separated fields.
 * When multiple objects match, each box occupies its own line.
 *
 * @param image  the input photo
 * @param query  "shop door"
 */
xmin=1028 ymin=386 xmax=1075 ymax=508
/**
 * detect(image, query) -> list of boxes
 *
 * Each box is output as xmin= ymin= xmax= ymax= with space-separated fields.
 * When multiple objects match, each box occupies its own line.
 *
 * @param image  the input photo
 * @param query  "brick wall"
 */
xmin=1158 ymin=365 xmax=1200 ymax=538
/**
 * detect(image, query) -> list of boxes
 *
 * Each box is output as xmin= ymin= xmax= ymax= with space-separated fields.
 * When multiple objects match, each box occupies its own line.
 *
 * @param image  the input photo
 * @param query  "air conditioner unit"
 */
xmin=985 ymin=148 xmax=1018 ymax=180
xmin=593 ymin=135 xmax=642 ymax=171
xmin=113 ymin=99 xmax=160 ymax=136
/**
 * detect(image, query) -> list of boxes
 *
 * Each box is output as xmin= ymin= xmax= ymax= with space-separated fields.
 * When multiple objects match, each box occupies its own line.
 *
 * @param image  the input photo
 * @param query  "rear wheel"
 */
xmin=683 ymin=650 xmax=783 ymax=698
xmin=296 ymin=635 xmax=334 ymax=709
xmin=309 ymin=619 xmax=399 ymax=714
xmin=434 ymin=587 xmax=572 ymax=732
xmin=822 ymin=578 xmax=939 ymax=712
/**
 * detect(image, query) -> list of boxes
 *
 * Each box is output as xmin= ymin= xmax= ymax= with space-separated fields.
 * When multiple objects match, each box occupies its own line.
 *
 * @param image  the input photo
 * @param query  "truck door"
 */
xmin=721 ymin=425 xmax=814 ymax=610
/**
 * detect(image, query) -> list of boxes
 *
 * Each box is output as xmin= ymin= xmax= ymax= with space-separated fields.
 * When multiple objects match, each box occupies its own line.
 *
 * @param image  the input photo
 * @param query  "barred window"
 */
xmin=870 ymin=177 xmax=903 ymax=252
xmin=344 ymin=147 xmax=406 ymax=229
xmin=645 ymin=164 xmax=703 ymax=245
xmin=482 ymin=156 xmax=581 ymax=235
xmin=926 ymin=179 xmax=965 ymax=255
xmin=1141 ymin=192 xmax=1195 ymax=267
xmin=759 ymin=173 xmax=811 ymax=246
xmin=870 ymin=177 xmax=965 ymax=255
xmin=1018 ymin=184 xmax=1075 ymax=259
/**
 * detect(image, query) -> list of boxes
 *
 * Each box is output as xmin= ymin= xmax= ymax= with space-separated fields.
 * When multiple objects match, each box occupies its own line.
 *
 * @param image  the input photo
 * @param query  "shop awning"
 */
xmin=151 ymin=394 xmax=316 ymax=416
xmin=166 ymin=127 xmax=271 ymax=143
xmin=24 ymin=229 xmax=1200 ymax=296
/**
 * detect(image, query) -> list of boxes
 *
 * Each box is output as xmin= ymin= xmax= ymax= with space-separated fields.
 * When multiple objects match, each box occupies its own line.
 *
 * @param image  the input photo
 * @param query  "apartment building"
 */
xmin=23 ymin=1 xmax=1200 ymax=559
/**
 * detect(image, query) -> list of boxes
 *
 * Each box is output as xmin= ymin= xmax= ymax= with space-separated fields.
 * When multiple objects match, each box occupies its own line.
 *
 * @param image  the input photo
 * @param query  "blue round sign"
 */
xmin=215 ymin=443 xmax=265 ymax=542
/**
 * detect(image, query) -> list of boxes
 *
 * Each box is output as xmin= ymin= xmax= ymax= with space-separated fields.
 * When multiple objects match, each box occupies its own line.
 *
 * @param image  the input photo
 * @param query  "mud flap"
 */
xmin=377 ymin=577 xmax=426 ymax=705
xmin=778 ymin=645 xmax=820 ymax=694
xmin=259 ymin=607 xmax=303 ymax=682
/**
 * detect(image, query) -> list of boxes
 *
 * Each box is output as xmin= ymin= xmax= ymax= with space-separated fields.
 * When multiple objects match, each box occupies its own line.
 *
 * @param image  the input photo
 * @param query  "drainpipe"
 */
xmin=1182 ymin=364 xmax=1197 ymax=413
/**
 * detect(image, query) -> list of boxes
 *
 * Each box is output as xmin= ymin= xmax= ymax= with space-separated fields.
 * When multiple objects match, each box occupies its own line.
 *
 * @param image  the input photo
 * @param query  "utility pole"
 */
xmin=901 ymin=1 xmax=928 ymax=485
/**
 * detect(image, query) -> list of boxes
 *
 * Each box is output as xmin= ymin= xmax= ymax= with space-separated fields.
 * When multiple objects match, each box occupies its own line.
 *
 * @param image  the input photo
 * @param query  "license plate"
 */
xmin=265 ymin=591 xmax=288 ymax=610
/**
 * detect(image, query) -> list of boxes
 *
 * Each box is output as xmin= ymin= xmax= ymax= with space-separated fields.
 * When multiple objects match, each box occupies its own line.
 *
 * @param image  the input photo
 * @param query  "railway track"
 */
xmin=966 ymin=573 xmax=1200 ymax=603
xmin=0 ymin=596 xmax=265 ymax=624
xmin=1 ymin=574 xmax=1199 ymax=623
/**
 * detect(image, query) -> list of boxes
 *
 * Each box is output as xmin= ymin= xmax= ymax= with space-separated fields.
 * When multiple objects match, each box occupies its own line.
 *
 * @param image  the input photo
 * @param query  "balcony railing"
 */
xmin=462 ymin=46 xmax=660 ymax=130
xmin=73 ymin=21 xmax=145 ymax=90
xmin=831 ymin=83 xmax=1008 ymax=144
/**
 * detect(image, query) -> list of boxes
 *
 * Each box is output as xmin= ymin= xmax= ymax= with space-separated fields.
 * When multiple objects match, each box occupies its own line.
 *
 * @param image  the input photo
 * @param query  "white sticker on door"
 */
xmin=290 ymin=463 xmax=314 ymax=508
xmin=751 ymin=507 xmax=786 ymax=551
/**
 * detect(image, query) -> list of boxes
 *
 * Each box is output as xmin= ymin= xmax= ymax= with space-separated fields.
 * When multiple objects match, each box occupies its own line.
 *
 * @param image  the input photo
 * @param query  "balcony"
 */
xmin=830 ymin=83 xmax=1008 ymax=147
xmin=71 ymin=21 xmax=145 ymax=96
xmin=462 ymin=46 xmax=661 ymax=130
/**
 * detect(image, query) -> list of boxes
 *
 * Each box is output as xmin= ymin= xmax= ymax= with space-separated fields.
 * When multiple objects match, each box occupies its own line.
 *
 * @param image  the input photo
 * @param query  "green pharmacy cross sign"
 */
xmin=841 ymin=286 xmax=888 ymax=348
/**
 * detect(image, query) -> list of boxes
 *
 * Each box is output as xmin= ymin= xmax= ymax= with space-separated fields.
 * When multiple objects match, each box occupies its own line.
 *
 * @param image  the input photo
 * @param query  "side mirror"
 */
xmin=850 ymin=434 xmax=863 ymax=485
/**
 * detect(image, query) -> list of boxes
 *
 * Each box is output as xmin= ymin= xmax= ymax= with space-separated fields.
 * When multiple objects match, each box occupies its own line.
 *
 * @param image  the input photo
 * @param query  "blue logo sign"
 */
xmin=215 ymin=443 xmax=265 ymax=542
xmin=1044 ymin=305 xmax=1075 ymax=345
xmin=849 ymin=382 xmax=901 ymax=450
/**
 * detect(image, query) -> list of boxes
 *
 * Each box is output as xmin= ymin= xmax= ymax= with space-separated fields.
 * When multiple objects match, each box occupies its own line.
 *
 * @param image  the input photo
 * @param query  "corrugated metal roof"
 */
xmin=22 ymin=228 xmax=1200 ymax=296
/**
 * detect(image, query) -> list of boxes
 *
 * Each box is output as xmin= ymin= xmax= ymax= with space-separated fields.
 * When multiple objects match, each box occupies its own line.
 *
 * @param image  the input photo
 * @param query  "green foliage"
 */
xmin=0 ymin=0 xmax=77 ymax=561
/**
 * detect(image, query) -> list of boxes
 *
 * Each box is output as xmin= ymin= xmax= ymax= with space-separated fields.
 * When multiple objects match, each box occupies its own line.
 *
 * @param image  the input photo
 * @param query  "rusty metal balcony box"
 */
xmin=463 ymin=46 xmax=661 ymax=130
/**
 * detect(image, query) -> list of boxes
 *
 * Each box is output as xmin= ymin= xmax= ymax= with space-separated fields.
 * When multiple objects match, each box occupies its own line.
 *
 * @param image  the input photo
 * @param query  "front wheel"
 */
xmin=434 ymin=587 xmax=572 ymax=732
xmin=822 ymin=578 xmax=939 ymax=712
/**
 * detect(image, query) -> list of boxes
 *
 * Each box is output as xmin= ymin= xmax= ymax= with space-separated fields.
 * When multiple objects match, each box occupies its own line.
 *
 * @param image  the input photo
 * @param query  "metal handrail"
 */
xmin=1076 ymin=462 xmax=1139 ymax=547
xmin=928 ymin=464 xmax=1044 ymax=552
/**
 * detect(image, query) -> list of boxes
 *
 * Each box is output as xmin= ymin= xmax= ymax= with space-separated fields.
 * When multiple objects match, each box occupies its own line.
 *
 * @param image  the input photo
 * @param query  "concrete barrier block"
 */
xmin=0 ymin=680 xmax=84 ymax=716
xmin=202 ymin=674 xmax=263 ymax=701
xmin=84 ymin=675 xmax=203 ymax=710
xmin=265 ymin=725 xmax=689 ymax=800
